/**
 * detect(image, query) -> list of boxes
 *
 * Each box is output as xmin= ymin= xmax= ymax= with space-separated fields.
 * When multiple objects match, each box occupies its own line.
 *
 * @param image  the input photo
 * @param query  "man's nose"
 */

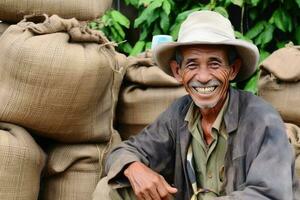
xmin=194 ymin=68 xmax=212 ymax=84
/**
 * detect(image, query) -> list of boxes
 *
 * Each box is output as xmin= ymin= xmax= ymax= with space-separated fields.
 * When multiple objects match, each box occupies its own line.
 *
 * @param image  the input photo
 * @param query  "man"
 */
xmin=93 ymin=10 xmax=299 ymax=200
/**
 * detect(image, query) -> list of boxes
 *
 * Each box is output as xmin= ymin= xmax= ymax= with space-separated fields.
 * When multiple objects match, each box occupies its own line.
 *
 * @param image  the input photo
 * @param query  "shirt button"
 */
xmin=207 ymin=171 xmax=213 ymax=179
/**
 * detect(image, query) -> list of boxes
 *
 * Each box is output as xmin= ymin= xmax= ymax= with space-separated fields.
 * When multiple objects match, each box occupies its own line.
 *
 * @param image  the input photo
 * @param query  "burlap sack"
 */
xmin=285 ymin=123 xmax=300 ymax=178
xmin=39 ymin=131 xmax=121 ymax=200
xmin=126 ymin=50 xmax=181 ymax=87
xmin=0 ymin=22 xmax=10 ymax=37
xmin=116 ymin=51 xmax=187 ymax=140
xmin=0 ymin=0 xmax=112 ymax=23
xmin=0 ymin=15 xmax=127 ymax=143
xmin=258 ymin=44 xmax=300 ymax=126
xmin=0 ymin=122 xmax=46 ymax=200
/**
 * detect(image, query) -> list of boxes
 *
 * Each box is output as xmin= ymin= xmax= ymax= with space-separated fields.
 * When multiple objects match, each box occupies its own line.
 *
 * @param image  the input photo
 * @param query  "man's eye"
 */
xmin=208 ymin=62 xmax=221 ymax=69
xmin=186 ymin=63 xmax=197 ymax=70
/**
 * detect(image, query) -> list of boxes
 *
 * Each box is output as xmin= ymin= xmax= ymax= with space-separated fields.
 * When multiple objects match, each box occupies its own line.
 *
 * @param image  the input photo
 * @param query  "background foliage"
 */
xmin=89 ymin=0 xmax=300 ymax=93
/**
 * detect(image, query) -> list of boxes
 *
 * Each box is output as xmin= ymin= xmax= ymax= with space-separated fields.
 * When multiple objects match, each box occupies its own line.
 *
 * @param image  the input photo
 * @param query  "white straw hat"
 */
xmin=153 ymin=10 xmax=259 ymax=82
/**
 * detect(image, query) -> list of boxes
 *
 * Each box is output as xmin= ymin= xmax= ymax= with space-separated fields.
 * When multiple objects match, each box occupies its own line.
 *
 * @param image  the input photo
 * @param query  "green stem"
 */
xmin=210 ymin=0 xmax=216 ymax=9
xmin=241 ymin=5 xmax=245 ymax=34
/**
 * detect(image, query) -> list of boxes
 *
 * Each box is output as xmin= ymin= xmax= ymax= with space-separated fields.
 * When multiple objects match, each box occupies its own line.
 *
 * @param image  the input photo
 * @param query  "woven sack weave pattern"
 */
xmin=116 ymin=52 xmax=186 ymax=139
xmin=258 ymin=44 xmax=300 ymax=126
xmin=0 ymin=122 xmax=46 ymax=200
xmin=0 ymin=0 xmax=112 ymax=23
xmin=0 ymin=15 xmax=127 ymax=143
xmin=285 ymin=123 xmax=300 ymax=178
xmin=39 ymin=131 xmax=121 ymax=200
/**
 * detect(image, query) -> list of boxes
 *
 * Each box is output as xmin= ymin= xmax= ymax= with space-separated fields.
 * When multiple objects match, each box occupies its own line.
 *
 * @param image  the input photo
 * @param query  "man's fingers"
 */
xmin=156 ymin=184 xmax=169 ymax=199
xmin=140 ymin=192 xmax=153 ymax=200
xmin=148 ymin=186 xmax=162 ymax=200
xmin=161 ymin=177 xmax=177 ymax=194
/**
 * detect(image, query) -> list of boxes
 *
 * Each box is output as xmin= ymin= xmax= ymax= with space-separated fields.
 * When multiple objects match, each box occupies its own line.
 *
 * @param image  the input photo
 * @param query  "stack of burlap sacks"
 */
xmin=116 ymin=50 xmax=187 ymax=140
xmin=0 ymin=1 xmax=128 ymax=200
xmin=258 ymin=43 xmax=300 ymax=178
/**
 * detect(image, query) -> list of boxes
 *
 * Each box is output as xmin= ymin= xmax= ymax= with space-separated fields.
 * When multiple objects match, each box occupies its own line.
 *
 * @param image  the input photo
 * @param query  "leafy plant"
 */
xmin=89 ymin=10 xmax=132 ymax=54
xmin=90 ymin=0 xmax=300 ymax=93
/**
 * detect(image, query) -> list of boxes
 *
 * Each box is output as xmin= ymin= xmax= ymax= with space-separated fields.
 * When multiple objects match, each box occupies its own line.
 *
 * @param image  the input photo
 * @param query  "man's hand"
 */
xmin=124 ymin=161 xmax=177 ymax=200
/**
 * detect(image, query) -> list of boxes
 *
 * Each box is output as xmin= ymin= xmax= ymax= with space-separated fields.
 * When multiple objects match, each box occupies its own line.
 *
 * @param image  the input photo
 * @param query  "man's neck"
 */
xmin=200 ymin=96 xmax=226 ymax=124
xmin=199 ymin=95 xmax=227 ymax=145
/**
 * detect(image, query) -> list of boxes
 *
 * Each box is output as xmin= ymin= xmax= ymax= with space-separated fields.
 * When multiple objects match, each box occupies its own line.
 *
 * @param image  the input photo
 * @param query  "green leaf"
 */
xmin=134 ymin=0 xmax=163 ymax=28
xmin=248 ymin=0 xmax=260 ymax=6
xmin=146 ymin=9 xmax=160 ymax=26
xmin=213 ymin=7 xmax=229 ymax=18
xmin=145 ymin=41 xmax=152 ymax=50
xmin=231 ymin=0 xmax=244 ymax=7
xmin=153 ymin=23 xmax=162 ymax=35
xmin=139 ymin=24 xmax=149 ymax=40
xmin=140 ymin=0 xmax=153 ymax=7
xmin=89 ymin=22 xmax=98 ymax=29
xmin=110 ymin=26 xmax=123 ymax=42
xmin=110 ymin=10 xmax=130 ymax=28
xmin=170 ymin=23 xmax=181 ymax=40
xmin=249 ymin=9 xmax=258 ymax=21
xmin=119 ymin=42 xmax=133 ymax=54
xmin=101 ymin=14 xmax=110 ymax=25
xmin=235 ymin=31 xmax=253 ymax=43
xmin=276 ymin=41 xmax=287 ymax=49
xmin=296 ymin=0 xmax=300 ymax=7
xmin=270 ymin=8 xmax=292 ymax=32
xmin=130 ymin=41 xmax=145 ymax=56
xmin=254 ymin=24 xmax=274 ymax=48
xmin=159 ymin=11 xmax=170 ymax=33
xmin=112 ymin=20 xmax=126 ymax=39
xmin=245 ymin=21 xmax=265 ymax=39
xmin=124 ymin=0 xmax=139 ymax=7
xmin=162 ymin=0 xmax=171 ymax=15
xmin=222 ymin=0 xmax=231 ymax=7
xmin=243 ymin=70 xmax=259 ymax=94
xmin=174 ymin=8 xmax=199 ymax=24
xmin=261 ymin=0 xmax=270 ymax=11
xmin=259 ymin=49 xmax=270 ymax=63
xmin=295 ymin=26 xmax=300 ymax=44
xmin=170 ymin=8 xmax=200 ymax=39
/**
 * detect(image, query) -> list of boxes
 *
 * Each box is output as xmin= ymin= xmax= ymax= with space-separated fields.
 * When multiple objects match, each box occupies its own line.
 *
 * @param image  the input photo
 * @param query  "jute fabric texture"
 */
xmin=285 ymin=123 xmax=300 ymax=178
xmin=258 ymin=44 xmax=300 ymax=126
xmin=39 ymin=131 xmax=121 ymax=200
xmin=116 ymin=51 xmax=186 ymax=140
xmin=125 ymin=51 xmax=181 ymax=87
xmin=0 ymin=122 xmax=46 ymax=200
xmin=0 ymin=22 xmax=10 ymax=37
xmin=117 ymin=85 xmax=187 ymax=139
xmin=0 ymin=15 xmax=127 ymax=143
xmin=0 ymin=0 xmax=112 ymax=23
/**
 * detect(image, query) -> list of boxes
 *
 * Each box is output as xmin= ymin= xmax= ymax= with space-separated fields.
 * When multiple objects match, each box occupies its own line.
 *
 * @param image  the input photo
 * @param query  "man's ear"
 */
xmin=170 ymin=60 xmax=183 ymax=83
xmin=229 ymin=58 xmax=241 ymax=81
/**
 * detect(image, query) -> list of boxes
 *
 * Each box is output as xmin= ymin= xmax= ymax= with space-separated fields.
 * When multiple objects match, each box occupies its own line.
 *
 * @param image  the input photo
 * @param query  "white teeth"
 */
xmin=195 ymin=86 xmax=215 ymax=94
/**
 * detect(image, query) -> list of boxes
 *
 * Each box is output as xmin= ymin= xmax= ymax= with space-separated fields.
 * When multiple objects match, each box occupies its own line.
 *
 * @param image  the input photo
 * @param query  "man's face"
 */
xmin=170 ymin=45 xmax=240 ymax=109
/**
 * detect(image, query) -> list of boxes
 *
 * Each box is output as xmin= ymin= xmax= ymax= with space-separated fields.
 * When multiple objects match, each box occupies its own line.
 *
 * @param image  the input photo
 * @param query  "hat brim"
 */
xmin=153 ymin=39 xmax=259 ymax=82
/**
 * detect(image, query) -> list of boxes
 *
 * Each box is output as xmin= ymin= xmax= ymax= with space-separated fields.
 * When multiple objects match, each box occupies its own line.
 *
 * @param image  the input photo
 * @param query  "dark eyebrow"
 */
xmin=184 ymin=58 xmax=198 ymax=65
xmin=208 ymin=57 xmax=223 ymax=63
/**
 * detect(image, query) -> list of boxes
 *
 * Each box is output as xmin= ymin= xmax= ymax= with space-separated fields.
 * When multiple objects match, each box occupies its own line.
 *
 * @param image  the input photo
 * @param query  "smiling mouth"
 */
xmin=193 ymin=86 xmax=217 ymax=94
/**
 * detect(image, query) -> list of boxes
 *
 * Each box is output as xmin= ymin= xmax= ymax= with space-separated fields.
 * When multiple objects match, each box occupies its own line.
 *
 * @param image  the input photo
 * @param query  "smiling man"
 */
xmin=93 ymin=11 xmax=299 ymax=200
